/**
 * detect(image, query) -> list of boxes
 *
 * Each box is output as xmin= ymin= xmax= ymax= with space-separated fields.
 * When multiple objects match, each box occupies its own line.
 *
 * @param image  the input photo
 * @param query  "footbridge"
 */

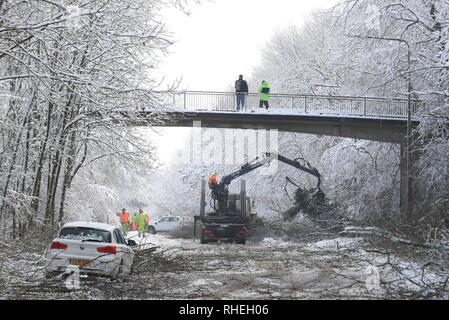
xmin=153 ymin=91 xmax=423 ymax=143
xmin=131 ymin=91 xmax=425 ymax=216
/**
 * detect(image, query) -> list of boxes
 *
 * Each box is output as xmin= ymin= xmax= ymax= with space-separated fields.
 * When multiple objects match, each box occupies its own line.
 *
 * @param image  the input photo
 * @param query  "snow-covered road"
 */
xmin=1 ymin=231 xmax=448 ymax=299
xmin=111 ymin=232 xmax=449 ymax=299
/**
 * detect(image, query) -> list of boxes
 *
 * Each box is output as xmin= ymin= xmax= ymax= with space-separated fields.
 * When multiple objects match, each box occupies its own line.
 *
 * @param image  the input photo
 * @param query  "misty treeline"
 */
xmin=251 ymin=0 xmax=448 ymax=242
xmin=0 ymin=0 xmax=191 ymax=239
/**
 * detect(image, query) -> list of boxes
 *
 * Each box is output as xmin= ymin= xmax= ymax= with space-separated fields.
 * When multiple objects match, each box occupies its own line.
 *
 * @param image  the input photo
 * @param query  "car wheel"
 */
xmin=235 ymin=239 xmax=246 ymax=245
xmin=148 ymin=226 xmax=156 ymax=234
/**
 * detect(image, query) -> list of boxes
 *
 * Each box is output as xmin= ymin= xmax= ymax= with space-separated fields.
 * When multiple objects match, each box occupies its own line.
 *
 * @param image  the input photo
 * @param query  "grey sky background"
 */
xmin=157 ymin=0 xmax=339 ymax=92
xmin=152 ymin=0 xmax=338 ymax=164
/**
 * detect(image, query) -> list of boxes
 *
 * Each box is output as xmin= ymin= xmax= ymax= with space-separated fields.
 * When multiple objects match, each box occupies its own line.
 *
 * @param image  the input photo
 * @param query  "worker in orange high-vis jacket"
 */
xmin=132 ymin=212 xmax=138 ymax=232
xmin=145 ymin=214 xmax=150 ymax=232
xmin=116 ymin=208 xmax=130 ymax=236
xmin=208 ymin=172 xmax=218 ymax=186
xmin=208 ymin=172 xmax=219 ymax=200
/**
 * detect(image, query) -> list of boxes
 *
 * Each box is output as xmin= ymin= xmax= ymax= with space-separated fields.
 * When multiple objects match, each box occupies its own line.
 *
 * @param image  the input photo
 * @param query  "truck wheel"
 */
xmin=148 ymin=226 xmax=156 ymax=234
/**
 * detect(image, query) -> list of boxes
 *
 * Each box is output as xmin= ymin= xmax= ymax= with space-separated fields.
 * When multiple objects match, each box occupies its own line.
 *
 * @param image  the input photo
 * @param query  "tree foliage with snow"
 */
xmin=0 ymin=0 xmax=188 ymax=238
xmin=251 ymin=0 xmax=449 ymax=239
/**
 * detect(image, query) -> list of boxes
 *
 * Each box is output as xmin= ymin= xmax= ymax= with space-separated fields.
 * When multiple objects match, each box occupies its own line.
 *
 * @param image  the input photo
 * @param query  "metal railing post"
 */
xmin=183 ymin=92 xmax=186 ymax=110
xmin=304 ymin=96 xmax=308 ymax=113
xmin=363 ymin=98 xmax=367 ymax=116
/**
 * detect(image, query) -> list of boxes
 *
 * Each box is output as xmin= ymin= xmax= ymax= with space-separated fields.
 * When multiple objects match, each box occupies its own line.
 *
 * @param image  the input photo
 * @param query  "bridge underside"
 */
xmin=152 ymin=111 xmax=418 ymax=144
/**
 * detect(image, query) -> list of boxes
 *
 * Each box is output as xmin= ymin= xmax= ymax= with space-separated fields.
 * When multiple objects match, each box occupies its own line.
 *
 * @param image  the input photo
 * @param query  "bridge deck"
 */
xmin=156 ymin=110 xmax=418 ymax=143
xmin=126 ymin=91 xmax=422 ymax=143
xmin=167 ymin=91 xmax=423 ymax=120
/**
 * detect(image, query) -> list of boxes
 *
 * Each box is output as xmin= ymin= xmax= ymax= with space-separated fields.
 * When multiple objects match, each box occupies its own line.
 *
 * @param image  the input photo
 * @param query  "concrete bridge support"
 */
xmin=400 ymin=143 xmax=412 ymax=218
xmin=400 ymin=140 xmax=421 ymax=219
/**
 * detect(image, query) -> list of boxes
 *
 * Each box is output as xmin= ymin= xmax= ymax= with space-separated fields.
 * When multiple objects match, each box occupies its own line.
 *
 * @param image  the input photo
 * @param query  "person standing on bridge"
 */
xmin=235 ymin=75 xmax=249 ymax=112
xmin=258 ymin=80 xmax=270 ymax=111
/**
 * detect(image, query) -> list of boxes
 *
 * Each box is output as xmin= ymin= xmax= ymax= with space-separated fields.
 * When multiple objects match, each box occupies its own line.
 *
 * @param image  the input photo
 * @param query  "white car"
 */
xmin=44 ymin=221 xmax=136 ymax=278
xmin=147 ymin=216 xmax=183 ymax=234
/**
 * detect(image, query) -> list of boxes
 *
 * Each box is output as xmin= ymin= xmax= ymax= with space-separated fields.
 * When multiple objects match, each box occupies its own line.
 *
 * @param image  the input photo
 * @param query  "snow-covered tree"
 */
xmin=250 ymin=0 xmax=449 ymax=236
xmin=0 ymin=0 xmax=191 ymax=238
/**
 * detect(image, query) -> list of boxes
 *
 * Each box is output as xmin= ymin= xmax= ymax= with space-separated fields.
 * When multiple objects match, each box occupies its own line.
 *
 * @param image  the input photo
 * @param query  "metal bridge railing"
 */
xmin=165 ymin=91 xmax=423 ymax=119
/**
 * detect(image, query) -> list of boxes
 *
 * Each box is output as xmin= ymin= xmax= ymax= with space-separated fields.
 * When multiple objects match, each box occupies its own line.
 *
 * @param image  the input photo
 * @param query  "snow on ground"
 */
xmin=121 ymin=232 xmax=449 ymax=299
xmin=305 ymin=237 xmax=364 ymax=250
xmin=127 ymin=231 xmax=186 ymax=249
xmin=0 ymin=232 xmax=448 ymax=299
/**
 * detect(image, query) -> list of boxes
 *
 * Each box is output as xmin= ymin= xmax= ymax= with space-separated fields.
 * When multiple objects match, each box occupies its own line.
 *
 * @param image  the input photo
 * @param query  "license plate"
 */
xmin=71 ymin=259 xmax=90 ymax=266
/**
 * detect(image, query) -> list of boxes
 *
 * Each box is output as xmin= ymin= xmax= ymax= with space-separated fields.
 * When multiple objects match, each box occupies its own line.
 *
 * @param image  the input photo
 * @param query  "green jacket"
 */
xmin=135 ymin=213 xmax=146 ymax=226
xmin=258 ymin=82 xmax=270 ymax=101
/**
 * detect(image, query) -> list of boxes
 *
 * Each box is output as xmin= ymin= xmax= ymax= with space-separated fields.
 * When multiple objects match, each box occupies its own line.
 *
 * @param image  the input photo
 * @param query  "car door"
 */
xmin=167 ymin=217 xmax=180 ymax=231
xmin=156 ymin=217 xmax=170 ymax=232
xmin=113 ymin=229 xmax=134 ymax=273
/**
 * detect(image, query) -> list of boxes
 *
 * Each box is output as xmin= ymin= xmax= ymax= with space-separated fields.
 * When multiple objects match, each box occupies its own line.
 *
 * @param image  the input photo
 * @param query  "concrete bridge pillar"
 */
xmin=400 ymin=140 xmax=421 ymax=219
xmin=399 ymin=143 xmax=412 ymax=218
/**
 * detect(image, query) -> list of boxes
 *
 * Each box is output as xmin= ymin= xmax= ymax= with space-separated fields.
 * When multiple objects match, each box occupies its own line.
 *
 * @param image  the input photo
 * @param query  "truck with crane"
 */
xmin=193 ymin=152 xmax=324 ymax=244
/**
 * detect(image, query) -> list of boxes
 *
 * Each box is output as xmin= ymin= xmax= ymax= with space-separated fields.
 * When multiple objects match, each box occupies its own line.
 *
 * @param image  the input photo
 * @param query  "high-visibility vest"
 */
xmin=119 ymin=212 xmax=129 ymax=223
xmin=258 ymin=82 xmax=270 ymax=101
xmin=208 ymin=176 xmax=217 ymax=184
xmin=136 ymin=213 xmax=146 ymax=226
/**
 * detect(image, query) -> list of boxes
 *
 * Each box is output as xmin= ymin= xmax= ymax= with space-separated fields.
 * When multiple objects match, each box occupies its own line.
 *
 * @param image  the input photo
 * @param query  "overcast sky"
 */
xmin=157 ymin=0 xmax=338 ymax=92
xmin=153 ymin=0 xmax=338 ymax=164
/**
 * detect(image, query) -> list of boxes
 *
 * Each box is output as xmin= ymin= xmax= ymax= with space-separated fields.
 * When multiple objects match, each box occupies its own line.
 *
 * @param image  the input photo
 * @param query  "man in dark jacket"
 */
xmin=235 ymin=75 xmax=249 ymax=111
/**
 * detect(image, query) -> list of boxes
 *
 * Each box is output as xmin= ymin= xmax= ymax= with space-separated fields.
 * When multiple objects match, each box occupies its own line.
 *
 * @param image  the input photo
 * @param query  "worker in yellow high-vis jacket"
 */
xmin=258 ymin=80 xmax=270 ymax=110
xmin=136 ymin=209 xmax=147 ymax=237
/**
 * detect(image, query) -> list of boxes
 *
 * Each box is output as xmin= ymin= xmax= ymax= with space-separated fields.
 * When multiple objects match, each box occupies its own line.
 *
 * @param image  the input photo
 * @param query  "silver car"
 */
xmin=147 ymin=216 xmax=183 ymax=234
xmin=44 ymin=221 xmax=136 ymax=278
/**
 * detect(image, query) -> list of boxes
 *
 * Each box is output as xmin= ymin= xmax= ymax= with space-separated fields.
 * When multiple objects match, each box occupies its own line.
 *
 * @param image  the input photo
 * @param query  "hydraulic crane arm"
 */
xmin=220 ymin=154 xmax=272 ymax=185
xmin=220 ymin=152 xmax=321 ymax=190
xmin=275 ymin=154 xmax=321 ymax=190
xmin=209 ymin=152 xmax=323 ymax=215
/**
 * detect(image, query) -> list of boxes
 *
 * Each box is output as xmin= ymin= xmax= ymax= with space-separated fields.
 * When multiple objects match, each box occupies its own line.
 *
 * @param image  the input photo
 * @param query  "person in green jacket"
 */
xmin=136 ymin=209 xmax=147 ymax=237
xmin=258 ymin=80 xmax=270 ymax=110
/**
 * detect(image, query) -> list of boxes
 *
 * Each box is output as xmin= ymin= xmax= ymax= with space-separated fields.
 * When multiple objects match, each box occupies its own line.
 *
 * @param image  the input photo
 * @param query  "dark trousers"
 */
xmin=259 ymin=100 xmax=269 ymax=109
